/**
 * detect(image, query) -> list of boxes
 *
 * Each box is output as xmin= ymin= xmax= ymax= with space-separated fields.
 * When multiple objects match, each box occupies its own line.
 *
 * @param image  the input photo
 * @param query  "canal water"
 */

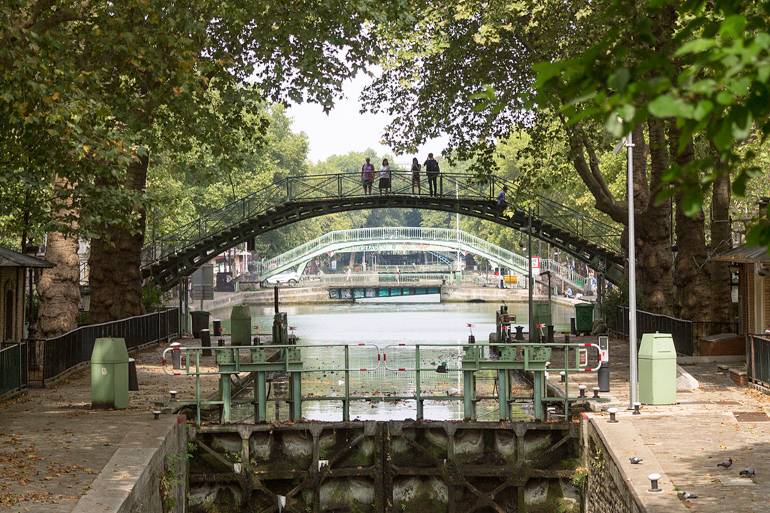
xmin=209 ymin=301 xmax=576 ymax=422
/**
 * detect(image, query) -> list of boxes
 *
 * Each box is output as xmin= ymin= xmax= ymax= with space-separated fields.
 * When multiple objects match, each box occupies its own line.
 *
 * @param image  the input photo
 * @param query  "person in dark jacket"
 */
xmin=424 ymin=153 xmax=440 ymax=196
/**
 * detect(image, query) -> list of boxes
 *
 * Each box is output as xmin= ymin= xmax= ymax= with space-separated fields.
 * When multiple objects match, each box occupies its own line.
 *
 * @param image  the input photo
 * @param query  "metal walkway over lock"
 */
xmin=257 ymin=226 xmax=588 ymax=288
xmin=141 ymin=171 xmax=624 ymax=290
xmin=163 ymin=340 xmax=602 ymax=426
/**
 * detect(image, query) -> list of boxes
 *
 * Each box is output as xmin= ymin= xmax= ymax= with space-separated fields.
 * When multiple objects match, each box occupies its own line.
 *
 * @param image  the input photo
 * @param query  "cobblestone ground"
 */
xmin=553 ymin=336 xmax=770 ymax=513
xmin=0 ymin=336 xmax=217 ymax=513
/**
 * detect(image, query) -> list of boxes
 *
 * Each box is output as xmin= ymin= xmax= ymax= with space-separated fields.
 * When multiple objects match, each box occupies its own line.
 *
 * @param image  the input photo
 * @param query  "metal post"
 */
xmin=221 ymin=374 xmax=231 ymax=423
xmin=343 ymin=345 xmax=350 ymax=422
xmin=528 ymin=209 xmax=534 ymax=342
xmin=183 ymin=276 xmax=190 ymax=334
xmin=498 ymin=370 xmax=510 ymax=420
xmin=289 ymin=371 xmax=302 ymax=420
xmin=255 ymin=371 xmax=267 ymax=422
xmin=195 ymin=353 xmax=201 ymax=425
xmin=533 ymin=371 xmax=544 ymax=421
xmin=463 ymin=370 xmax=476 ymax=420
xmin=626 ymin=130 xmax=638 ymax=409
xmin=415 ymin=345 xmax=423 ymax=420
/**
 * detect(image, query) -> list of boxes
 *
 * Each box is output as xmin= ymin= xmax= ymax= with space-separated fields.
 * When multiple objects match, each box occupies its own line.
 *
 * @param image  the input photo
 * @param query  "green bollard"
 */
xmin=230 ymin=305 xmax=252 ymax=346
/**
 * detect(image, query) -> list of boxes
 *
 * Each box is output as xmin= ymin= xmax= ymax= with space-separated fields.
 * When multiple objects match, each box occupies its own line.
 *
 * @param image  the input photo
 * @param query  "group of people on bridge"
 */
xmin=360 ymin=154 xmax=508 ymax=209
xmin=360 ymin=154 xmax=442 ymax=196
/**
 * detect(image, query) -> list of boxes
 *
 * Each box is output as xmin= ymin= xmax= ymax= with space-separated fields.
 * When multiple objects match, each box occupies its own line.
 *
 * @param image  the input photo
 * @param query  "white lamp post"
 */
xmin=625 ymin=131 xmax=638 ymax=409
xmin=615 ymin=126 xmax=638 ymax=409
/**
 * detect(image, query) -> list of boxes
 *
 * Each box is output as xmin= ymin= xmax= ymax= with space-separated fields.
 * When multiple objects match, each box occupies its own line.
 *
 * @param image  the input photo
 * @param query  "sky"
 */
xmin=287 ymin=72 xmax=448 ymax=166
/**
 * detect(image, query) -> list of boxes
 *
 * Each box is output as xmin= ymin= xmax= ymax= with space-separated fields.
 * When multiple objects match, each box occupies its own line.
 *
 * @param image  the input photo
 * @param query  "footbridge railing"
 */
xmin=141 ymin=172 xmax=622 ymax=286
xmin=256 ymin=226 xmax=588 ymax=288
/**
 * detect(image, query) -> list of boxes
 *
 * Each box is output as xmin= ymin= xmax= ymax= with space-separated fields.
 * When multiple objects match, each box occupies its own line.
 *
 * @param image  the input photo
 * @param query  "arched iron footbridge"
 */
xmin=141 ymin=172 xmax=623 ymax=290
xmin=257 ymin=226 xmax=588 ymax=288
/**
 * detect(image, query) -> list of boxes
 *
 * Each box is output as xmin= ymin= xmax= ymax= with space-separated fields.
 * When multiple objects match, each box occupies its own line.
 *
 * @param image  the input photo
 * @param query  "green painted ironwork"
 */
xmin=163 ymin=340 xmax=601 ymax=425
xmin=142 ymin=172 xmax=623 ymax=289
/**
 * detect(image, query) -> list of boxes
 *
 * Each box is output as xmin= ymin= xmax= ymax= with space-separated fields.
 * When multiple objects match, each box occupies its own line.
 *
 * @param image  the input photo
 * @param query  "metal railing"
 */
xmin=28 ymin=307 xmax=180 ymax=386
xmin=747 ymin=334 xmax=770 ymax=388
xmin=162 ymin=341 xmax=601 ymax=425
xmin=693 ymin=320 xmax=739 ymax=339
xmin=142 ymin=171 xmax=622 ymax=269
xmin=316 ymin=272 xmax=447 ymax=285
xmin=0 ymin=342 xmax=28 ymax=398
xmin=616 ymin=306 xmax=695 ymax=355
xmin=257 ymin=226 xmax=588 ymax=288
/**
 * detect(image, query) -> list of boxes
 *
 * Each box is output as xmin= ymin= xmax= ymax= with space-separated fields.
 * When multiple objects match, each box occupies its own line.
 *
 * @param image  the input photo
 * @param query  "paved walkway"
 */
xmin=0 ymin=336 xmax=217 ymax=513
xmin=554 ymin=336 xmax=770 ymax=513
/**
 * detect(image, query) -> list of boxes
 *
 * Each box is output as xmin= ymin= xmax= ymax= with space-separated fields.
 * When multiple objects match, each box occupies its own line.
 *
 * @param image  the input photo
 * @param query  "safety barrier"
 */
xmin=28 ymin=307 xmax=180 ymax=386
xmin=616 ymin=306 xmax=695 ymax=355
xmin=0 ymin=342 xmax=27 ymax=399
xmin=747 ymin=334 xmax=770 ymax=388
xmin=162 ymin=341 xmax=601 ymax=425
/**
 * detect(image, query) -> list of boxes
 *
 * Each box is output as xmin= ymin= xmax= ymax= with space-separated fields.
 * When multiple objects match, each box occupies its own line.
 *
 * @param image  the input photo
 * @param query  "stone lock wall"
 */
xmin=583 ymin=421 xmax=642 ymax=513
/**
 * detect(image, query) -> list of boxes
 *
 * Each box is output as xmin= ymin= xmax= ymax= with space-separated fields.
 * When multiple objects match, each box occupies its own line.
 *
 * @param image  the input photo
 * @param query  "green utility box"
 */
xmin=230 ymin=305 xmax=252 ymax=345
xmin=91 ymin=337 xmax=129 ymax=409
xmin=638 ymin=332 xmax=677 ymax=405
xmin=532 ymin=301 xmax=552 ymax=328
xmin=575 ymin=303 xmax=595 ymax=333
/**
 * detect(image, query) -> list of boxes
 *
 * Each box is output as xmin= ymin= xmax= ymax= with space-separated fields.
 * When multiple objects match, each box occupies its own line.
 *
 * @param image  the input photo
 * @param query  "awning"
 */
xmin=712 ymin=244 xmax=770 ymax=264
xmin=0 ymin=247 xmax=53 ymax=268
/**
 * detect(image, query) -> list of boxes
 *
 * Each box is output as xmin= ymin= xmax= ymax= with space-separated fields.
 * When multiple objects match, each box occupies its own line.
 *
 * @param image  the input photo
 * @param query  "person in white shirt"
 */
xmin=378 ymin=158 xmax=391 ymax=194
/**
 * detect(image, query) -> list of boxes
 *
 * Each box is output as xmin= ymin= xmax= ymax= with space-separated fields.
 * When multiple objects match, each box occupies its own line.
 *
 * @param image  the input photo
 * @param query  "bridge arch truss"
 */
xmin=141 ymin=172 xmax=623 ymax=290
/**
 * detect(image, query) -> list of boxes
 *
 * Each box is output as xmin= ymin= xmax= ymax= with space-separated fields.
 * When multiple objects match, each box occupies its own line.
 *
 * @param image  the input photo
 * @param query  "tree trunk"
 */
xmin=37 ymin=177 xmax=80 ymax=338
xmin=709 ymin=167 xmax=732 ymax=323
xmin=562 ymin=122 xmax=673 ymax=314
xmin=636 ymin=118 xmax=673 ymax=314
xmin=669 ymin=126 xmax=710 ymax=321
xmin=88 ymin=154 xmax=149 ymax=323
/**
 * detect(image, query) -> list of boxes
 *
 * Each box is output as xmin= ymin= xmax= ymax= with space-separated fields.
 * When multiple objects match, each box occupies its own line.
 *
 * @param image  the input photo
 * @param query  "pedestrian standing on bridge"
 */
xmin=379 ymin=158 xmax=391 ymax=194
xmin=410 ymin=157 xmax=421 ymax=194
xmin=424 ymin=153 xmax=440 ymax=196
xmin=361 ymin=157 xmax=375 ymax=195
xmin=497 ymin=185 xmax=508 ymax=209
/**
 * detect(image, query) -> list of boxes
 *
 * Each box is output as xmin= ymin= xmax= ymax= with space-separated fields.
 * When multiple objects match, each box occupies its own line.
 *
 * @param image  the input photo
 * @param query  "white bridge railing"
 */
xmin=258 ymin=227 xmax=586 ymax=287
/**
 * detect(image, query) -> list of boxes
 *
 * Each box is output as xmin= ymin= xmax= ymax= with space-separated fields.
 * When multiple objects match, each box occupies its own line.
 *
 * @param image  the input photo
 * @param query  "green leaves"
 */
xmin=648 ymin=94 xmax=694 ymax=119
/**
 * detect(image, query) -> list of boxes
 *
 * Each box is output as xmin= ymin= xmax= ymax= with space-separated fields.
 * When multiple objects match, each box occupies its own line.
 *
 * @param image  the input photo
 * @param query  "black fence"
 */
xmin=28 ymin=307 xmax=180 ymax=386
xmin=0 ymin=342 xmax=27 ymax=399
xmin=616 ymin=306 xmax=695 ymax=355
xmin=747 ymin=335 xmax=770 ymax=388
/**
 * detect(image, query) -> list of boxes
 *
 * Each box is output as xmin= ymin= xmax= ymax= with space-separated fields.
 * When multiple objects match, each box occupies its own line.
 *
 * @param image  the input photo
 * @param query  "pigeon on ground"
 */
xmin=717 ymin=458 xmax=733 ymax=469
xmin=629 ymin=456 xmax=643 ymax=464
xmin=678 ymin=491 xmax=698 ymax=500
xmin=739 ymin=468 xmax=756 ymax=478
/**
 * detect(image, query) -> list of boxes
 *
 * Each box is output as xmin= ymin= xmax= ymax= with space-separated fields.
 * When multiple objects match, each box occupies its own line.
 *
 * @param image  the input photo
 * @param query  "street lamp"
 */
xmin=615 ymin=128 xmax=638 ymax=409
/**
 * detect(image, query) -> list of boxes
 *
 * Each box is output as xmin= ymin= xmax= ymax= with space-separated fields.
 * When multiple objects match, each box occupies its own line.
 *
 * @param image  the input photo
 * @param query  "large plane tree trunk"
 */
xmin=669 ymin=127 xmax=711 ymax=321
xmin=37 ymin=177 xmax=80 ymax=338
xmin=634 ymin=119 xmax=673 ymax=313
xmin=709 ymin=167 xmax=732 ymax=323
xmin=88 ymin=154 xmax=149 ymax=323
xmin=564 ymin=121 xmax=673 ymax=315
